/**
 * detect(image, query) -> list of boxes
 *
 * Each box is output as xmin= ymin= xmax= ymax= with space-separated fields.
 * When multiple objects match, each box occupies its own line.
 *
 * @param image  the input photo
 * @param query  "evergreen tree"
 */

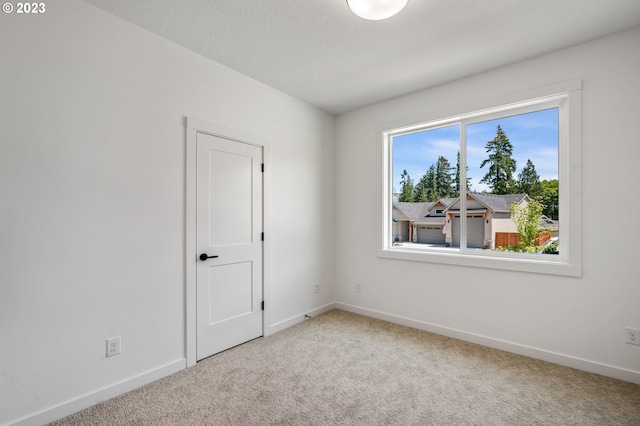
xmin=435 ymin=156 xmax=453 ymax=199
xmin=516 ymin=159 xmax=542 ymax=198
xmin=454 ymin=151 xmax=471 ymax=197
xmin=398 ymin=169 xmax=415 ymax=202
xmin=413 ymin=173 xmax=429 ymax=202
xmin=479 ymin=125 xmax=517 ymax=194
xmin=425 ymin=165 xmax=437 ymax=201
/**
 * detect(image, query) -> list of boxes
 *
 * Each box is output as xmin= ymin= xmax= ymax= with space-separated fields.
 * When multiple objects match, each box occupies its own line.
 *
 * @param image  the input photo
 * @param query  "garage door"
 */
xmin=416 ymin=226 xmax=445 ymax=245
xmin=451 ymin=216 xmax=484 ymax=248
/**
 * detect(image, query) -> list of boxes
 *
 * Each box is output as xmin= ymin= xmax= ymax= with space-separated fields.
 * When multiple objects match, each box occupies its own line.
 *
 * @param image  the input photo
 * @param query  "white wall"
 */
xmin=335 ymin=27 xmax=640 ymax=383
xmin=0 ymin=1 xmax=334 ymax=424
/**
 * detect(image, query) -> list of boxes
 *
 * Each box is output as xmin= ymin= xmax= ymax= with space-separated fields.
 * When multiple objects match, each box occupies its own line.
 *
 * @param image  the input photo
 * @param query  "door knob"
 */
xmin=199 ymin=253 xmax=219 ymax=261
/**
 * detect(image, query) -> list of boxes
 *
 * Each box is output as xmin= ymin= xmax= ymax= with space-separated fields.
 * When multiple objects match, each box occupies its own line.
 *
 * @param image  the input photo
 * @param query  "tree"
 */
xmin=414 ymin=157 xmax=456 ymax=202
xmin=516 ymin=159 xmax=542 ymax=198
xmin=423 ymin=165 xmax=437 ymax=201
xmin=434 ymin=156 xmax=454 ymax=199
xmin=454 ymin=151 xmax=471 ymax=197
xmin=479 ymin=125 xmax=517 ymax=194
xmin=413 ymin=173 xmax=429 ymax=202
xmin=398 ymin=169 xmax=415 ymax=202
xmin=509 ymin=198 xmax=545 ymax=250
xmin=539 ymin=179 xmax=559 ymax=219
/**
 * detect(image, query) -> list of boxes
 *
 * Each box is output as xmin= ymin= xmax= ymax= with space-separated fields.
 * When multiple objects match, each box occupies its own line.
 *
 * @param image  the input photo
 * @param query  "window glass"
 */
xmin=392 ymin=124 xmax=460 ymax=248
xmin=464 ymin=108 xmax=559 ymax=253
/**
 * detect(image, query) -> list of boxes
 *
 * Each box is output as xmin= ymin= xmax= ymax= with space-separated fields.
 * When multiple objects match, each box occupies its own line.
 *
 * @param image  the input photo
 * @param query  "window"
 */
xmin=380 ymin=82 xmax=581 ymax=276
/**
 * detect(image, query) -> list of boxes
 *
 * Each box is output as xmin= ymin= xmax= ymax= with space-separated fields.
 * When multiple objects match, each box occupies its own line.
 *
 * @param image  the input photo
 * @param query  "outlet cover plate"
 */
xmin=625 ymin=327 xmax=640 ymax=345
xmin=107 ymin=336 xmax=121 ymax=357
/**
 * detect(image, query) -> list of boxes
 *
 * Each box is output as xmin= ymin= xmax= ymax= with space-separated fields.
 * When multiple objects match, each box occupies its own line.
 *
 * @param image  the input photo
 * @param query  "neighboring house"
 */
xmin=539 ymin=214 xmax=560 ymax=238
xmin=444 ymin=192 xmax=529 ymax=249
xmin=393 ymin=192 xmax=559 ymax=249
xmin=393 ymin=198 xmax=455 ymax=245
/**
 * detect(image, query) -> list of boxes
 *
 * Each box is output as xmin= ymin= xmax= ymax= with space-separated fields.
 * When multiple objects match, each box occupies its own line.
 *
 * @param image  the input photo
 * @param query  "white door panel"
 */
xmin=196 ymin=132 xmax=263 ymax=360
xmin=206 ymin=149 xmax=253 ymax=246
xmin=205 ymin=261 xmax=253 ymax=325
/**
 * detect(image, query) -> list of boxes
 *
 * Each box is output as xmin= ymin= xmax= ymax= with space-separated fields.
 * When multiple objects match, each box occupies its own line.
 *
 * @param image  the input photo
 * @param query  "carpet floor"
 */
xmin=52 ymin=309 xmax=640 ymax=425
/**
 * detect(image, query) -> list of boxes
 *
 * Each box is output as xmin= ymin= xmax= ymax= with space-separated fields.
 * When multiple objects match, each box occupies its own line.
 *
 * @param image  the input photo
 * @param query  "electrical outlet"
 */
xmin=356 ymin=282 xmax=363 ymax=293
xmin=106 ymin=336 xmax=121 ymax=357
xmin=625 ymin=327 xmax=640 ymax=345
xmin=314 ymin=283 xmax=320 ymax=294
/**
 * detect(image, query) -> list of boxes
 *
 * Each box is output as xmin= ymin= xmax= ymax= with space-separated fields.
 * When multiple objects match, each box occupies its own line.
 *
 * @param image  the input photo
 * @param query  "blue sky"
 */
xmin=392 ymin=108 xmax=559 ymax=194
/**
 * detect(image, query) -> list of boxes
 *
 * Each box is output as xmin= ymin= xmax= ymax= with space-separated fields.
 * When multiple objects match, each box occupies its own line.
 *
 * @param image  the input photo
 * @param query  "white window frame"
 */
xmin=379 ymin=81 xmax=582 ymax=276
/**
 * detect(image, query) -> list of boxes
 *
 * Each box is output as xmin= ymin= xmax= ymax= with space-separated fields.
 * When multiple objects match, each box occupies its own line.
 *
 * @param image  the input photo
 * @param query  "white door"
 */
xmin=196 ymin=132 xmax=263 ymax=360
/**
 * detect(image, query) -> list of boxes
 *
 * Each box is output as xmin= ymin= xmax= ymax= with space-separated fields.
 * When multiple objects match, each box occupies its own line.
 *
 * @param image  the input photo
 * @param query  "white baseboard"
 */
xmin=335 ymin=302 xmax=640 ymax=385
xmin=265 ymin=302 xmax=337 ymax=336
xmin=8 ymin=359 xmax=186 ymax=426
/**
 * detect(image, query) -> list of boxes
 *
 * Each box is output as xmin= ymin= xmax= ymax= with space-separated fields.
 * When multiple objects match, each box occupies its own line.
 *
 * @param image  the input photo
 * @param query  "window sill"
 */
xmin=378 ymin=247 xmax=582 ymax=277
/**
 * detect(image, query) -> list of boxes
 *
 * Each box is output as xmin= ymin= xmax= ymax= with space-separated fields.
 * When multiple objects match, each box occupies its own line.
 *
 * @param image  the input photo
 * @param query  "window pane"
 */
xmin=465 ymin=108 xmax=559 ymax=254
xmin=391 ymin=124 xmax=460 ymax=248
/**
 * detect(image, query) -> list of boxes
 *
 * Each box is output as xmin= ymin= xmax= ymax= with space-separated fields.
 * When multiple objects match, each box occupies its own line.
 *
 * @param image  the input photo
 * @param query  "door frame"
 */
xmin=185 ymin=117 xmax=271 ymax=367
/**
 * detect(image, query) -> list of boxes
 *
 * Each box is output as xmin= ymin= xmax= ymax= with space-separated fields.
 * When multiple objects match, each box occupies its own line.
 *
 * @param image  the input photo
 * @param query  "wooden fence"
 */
xmin=495 ymin=231 xmax=551 ymax=248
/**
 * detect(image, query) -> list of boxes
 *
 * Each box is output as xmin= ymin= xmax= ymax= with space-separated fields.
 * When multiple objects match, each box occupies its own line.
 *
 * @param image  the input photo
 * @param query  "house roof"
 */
xmin=539 ymin=215 xmax=559 ymax=231
xmin=397 ymin=193 xmax=558 ymax=229
xmin=394 ymin=201 xmax=450 ymax=225
xmin=431 ymin=198 xmax=456 ymax=211
xmin=395 ymin=193 xmax=535 ymax=223
xmin=417 ymin=217 xmax=447 ymax=226
xmin=447 ymin=192 xmax=529 ymax=213
xmin=393 ymin=202 xmax=433 ymax=222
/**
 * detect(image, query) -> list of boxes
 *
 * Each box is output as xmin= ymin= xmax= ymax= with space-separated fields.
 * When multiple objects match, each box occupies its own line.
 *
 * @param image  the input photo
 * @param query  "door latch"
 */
xmin=199 ymin=253 xmax=219 ymax=261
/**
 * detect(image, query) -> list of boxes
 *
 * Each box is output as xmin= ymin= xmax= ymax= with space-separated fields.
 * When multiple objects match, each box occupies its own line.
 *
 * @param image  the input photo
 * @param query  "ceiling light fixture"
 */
xmin=347 ymin=0 xmax=408 ymax=20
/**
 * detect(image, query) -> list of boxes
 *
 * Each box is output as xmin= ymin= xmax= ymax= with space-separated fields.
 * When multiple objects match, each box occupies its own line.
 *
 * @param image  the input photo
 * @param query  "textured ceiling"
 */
xmin=82 ymin=0 xmax=640 ymax=115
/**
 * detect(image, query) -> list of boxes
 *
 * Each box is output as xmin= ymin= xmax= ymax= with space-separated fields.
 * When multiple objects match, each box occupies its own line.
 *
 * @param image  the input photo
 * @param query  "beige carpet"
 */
xmin=52 ymin=309 xmax=640 ymax=425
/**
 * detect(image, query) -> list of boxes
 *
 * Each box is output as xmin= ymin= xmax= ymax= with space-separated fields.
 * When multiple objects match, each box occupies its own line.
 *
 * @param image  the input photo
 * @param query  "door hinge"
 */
xmin=261 ymin=301 xmax=264 ymax=311
xmin=261 ymin=232 xmax=264 ymax=241
xmin=261 ymin=163 xmax=264 ymax=172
